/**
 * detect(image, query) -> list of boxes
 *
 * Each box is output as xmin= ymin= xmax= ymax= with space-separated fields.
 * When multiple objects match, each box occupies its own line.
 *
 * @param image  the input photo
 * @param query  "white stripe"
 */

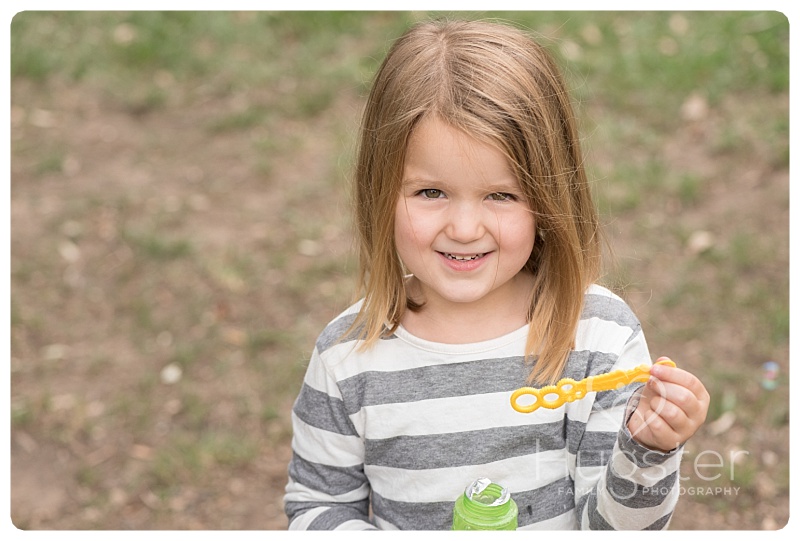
xmin=366 ymin=448 xmax=570 ymax=503
xmin=585 ymin=404 xmax=628 ymax=433
xmin=587 ymin=283 xmax=618 ymax=299
xmin=616 ymin=332 xmax=651 ymax=370
xmin=566 ymin=395 xmax=595 ymax=423
xmin=580 ymin=499 xmax=591 ymax=528
xmin=291 ymin=412 xmax=364 ymax=467
xmin=575 ymin=317 xmax=636 ymax=355
xmin=519 ymin=509 xmax=578 ymax=530
xmin=620 ymin=337 xmax=651 ymax=369
xmin=574 ymin=464 xmax=605 ymax=496
xmin=566 ymin=448 xmax=577 ymax=473
xmin=303 ymin=350 xmax=344 ymax=399
xmin=373 ymin=515 xmax=400 ymax=530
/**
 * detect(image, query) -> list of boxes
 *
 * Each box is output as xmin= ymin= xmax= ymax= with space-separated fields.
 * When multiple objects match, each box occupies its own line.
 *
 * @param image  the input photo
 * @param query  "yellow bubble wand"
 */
xmin=510 ymin=358 xmax=677 ymax=413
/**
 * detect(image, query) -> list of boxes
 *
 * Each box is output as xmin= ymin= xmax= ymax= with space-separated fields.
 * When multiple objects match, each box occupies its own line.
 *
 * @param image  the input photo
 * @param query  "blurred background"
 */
xmin=9 ymin=11 xmax=789 ymax=530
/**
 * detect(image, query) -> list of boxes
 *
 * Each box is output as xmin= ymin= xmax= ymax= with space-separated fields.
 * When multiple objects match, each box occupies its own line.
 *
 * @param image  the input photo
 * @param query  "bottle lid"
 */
xmin=465 ymin=478 xmax=510 ymax=507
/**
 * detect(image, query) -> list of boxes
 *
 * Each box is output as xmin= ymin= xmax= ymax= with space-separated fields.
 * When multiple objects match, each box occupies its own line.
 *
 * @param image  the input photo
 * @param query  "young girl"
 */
xmin=284 ymin=19 xmax=709 ymax=530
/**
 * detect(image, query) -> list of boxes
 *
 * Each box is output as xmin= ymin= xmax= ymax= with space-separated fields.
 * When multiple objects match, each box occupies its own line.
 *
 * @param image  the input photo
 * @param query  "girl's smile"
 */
xmin=438 ymin=251 xmax=490 ymax=271
xmin=394 ymin=115 xmax=536 ymax=328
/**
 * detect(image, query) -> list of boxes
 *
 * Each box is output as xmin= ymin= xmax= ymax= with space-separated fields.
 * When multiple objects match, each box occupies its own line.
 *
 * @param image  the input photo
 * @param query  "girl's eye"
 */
xmin=420 ymin=189 xmax=444 ymax=199
xmin=488 ymin=192 xmax=515 ymax=201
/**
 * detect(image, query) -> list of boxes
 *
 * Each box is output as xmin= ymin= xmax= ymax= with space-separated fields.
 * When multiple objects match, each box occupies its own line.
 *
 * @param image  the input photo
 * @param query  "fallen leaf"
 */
xmin=681 ymin=93 xmax=709 ymax=122
xmin=160 ymin=363 xmax=183 ymax=385
xmin=687 ymin=230 xmax=714 ymax=255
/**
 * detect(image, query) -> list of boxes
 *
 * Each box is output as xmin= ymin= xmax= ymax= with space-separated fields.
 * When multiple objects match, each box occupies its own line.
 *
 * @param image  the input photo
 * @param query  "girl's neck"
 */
xmin=400 ymin=273 xmax=534 ymax=344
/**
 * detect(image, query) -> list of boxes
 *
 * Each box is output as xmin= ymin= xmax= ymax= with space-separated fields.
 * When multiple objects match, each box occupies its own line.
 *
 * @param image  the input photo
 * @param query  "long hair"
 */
xmin=350 ymin=19 xmax=602 ymax=384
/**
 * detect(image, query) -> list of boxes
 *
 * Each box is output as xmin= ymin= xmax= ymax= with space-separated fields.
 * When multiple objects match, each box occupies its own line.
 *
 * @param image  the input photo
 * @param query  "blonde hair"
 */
xmin=350 ymin=19 xmax=602 ymax=384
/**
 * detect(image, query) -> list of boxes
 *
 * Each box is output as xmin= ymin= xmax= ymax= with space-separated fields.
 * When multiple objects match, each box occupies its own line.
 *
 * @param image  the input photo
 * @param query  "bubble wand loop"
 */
xmin=510 ymin=358 xmax=677 ymax=413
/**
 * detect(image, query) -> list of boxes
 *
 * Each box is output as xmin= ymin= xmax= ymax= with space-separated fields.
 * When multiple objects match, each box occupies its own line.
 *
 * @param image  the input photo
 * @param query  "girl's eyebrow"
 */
xmin=479 ymin=179 xmax=526 ymax=195
xmin=484 ymin=182 xmax=524 ymax=193
xmin=401 ymin=176 xmax=447 ymax=188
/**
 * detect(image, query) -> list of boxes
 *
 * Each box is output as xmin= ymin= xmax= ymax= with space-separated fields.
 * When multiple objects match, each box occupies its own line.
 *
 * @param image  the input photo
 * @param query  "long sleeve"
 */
xmin=569 ymin=324 xmax=683 ymax=529
xmin=284 ymin=345 xmax=376 ymax=530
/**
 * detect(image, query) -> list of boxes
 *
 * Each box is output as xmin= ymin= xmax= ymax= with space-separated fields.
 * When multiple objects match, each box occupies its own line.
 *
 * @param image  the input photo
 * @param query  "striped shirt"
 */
xmin=284 ymin=284 xmax=683 ymax=530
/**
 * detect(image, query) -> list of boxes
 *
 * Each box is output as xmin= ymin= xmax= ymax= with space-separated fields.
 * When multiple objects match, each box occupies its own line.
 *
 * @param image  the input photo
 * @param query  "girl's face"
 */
xmin=395 ymin=116 xmax=536 ymax=316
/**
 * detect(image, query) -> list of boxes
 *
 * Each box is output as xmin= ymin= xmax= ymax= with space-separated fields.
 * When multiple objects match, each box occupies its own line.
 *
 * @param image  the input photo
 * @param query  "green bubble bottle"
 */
xmin=452 ymin=478 xmax=518 ymax=530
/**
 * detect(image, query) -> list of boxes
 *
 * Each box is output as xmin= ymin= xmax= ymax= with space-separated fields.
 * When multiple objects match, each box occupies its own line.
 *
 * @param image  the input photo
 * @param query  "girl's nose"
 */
xmin=445 ymin=203 xmax=485 ymax=243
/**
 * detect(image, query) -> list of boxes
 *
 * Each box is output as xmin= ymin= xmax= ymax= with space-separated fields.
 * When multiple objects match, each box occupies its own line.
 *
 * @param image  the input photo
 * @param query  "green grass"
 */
xmin=12 ymin=12 xmax=788 ymax=100
xmin=149 ymin=430 xmax=260 ymax=488
xmin=11 ymin=11 xmax=415 ymax=116
xmin=122 ymin=229 xmax=193 ymax=260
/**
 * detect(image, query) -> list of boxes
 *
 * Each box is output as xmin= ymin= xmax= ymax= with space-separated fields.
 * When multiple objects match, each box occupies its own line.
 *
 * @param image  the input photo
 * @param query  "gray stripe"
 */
xmin=565 ymin=350 xmax=619 ymax=381
xmin=593 ymin=385 xmax=637 ymax=412
xmin=372 ymin=491 xmax=453 ymax=530
xmin=293 ymin=383 xmax=358 ymax=436
xmin=339 ymin=356 xmax=529 ymax=413
xmin=581 ymin=293 xmax=641 ymax=331
xmin=576 ymin=431 xmax=619 ymax=468
xmin=566 ymin=399 xmax=625 ymax=469
xmin=315 ymin=312 xmax=399 ymax=355
xmin=606 ymin=470 xmax=679 ymax=509
xmin=365 ymin=421 xmax=565 ymax=469
xmin=307 ymin=503 xmax=374 ymax=530
xmin=285 ymin=500 xmax=320 ymax=525
xmin=288 ymin=451 xmax=367 ymax=496
xmin=316 ymin=313 xmax=360 ymax=354
xmin=566 ymin=416 xmax=586 ymax=455
xmin=285 ymin=499 xmax=371 ymax=528
xmin=335 ymin=349 xmax=630 ymax=423
xmin=372 ymin=476 xmax=577 ymax=530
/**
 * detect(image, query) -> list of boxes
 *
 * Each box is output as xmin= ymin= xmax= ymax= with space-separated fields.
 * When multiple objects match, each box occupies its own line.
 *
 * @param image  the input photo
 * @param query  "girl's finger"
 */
xmin=648 ymin=395 xmax=689 ymax=432
xmin=647 ymin=379 xmax=708 ymax=427
xmin=649 ymin=364 xmax=708 ymax=401
xmin=647 ymin=378 xmax=694 ymax=407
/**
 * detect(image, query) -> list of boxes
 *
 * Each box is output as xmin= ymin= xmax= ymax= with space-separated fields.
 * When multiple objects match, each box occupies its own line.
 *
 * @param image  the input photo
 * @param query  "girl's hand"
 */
xmin=627 ymin=357 xmax=710 ymax=453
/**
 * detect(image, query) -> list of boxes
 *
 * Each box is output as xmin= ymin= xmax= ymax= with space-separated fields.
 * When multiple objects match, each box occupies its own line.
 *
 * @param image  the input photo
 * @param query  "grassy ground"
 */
xmin=9 ymin=11 xmax=789 ymax=530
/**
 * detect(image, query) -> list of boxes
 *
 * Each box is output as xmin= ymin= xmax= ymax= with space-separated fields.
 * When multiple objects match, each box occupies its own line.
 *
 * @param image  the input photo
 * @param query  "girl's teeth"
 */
xmin=445 ymin=253 xmax=483 ymax=261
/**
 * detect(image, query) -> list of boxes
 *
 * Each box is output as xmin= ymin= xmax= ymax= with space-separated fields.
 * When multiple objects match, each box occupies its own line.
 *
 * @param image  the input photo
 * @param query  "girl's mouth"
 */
xmin=441 ymin=252 xmax=486 ymax=261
